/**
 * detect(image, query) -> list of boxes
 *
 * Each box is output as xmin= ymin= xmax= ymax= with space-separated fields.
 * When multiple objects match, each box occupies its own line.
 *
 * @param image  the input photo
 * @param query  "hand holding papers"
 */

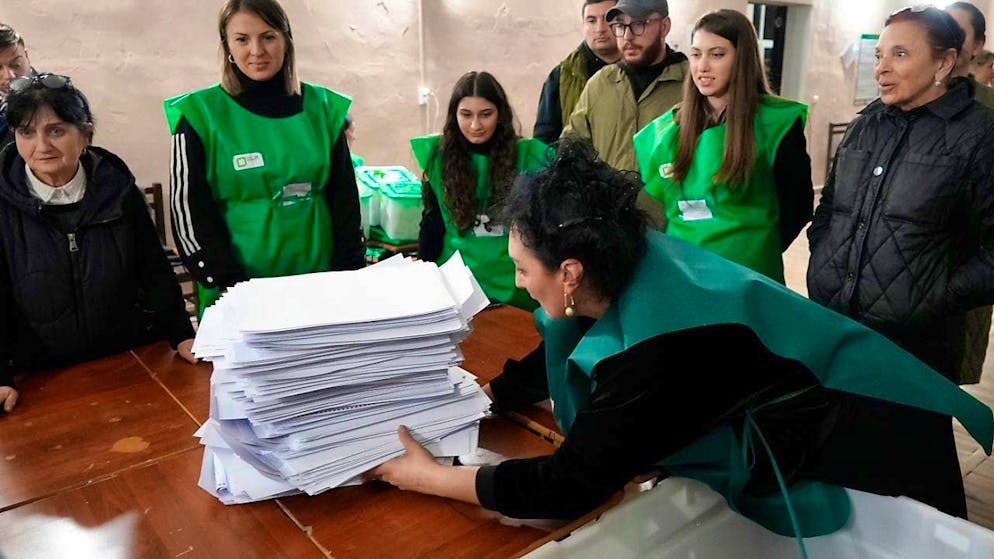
xmin=194 ymin=253 xmax=492 ymax=504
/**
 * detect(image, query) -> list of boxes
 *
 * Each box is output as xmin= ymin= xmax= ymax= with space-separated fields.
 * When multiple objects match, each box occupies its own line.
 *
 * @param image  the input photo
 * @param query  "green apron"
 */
xmin=164 ymin=83 xmax=351 ymax=310
xmin=634 ymin=96 xmax=807 ymax=283
xmin=410 ymin=135 xmax=551 ymax=310
xmin=538 ymin=230 xmax=993 ymax=538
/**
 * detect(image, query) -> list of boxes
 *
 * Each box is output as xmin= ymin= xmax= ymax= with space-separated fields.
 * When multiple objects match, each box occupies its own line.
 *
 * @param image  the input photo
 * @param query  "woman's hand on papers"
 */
xmin=367 ymin=425 xmax=482 ymax=505
xmin=177 ymin=339 xmax=199 ymax=364
xmin=0 ymin=386 xmax=18 ymax=413
xmin=368 ymin=425 xmax=442 ymax=490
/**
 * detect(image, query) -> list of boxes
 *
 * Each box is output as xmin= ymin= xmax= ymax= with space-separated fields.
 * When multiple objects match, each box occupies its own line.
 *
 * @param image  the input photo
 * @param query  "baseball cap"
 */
xmin=606 ymin=0 xmax=669 ymax=22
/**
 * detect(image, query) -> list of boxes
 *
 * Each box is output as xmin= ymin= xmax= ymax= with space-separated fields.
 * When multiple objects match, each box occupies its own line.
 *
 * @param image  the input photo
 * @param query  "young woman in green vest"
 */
xmin=413 ymin=71 xmax=550 ymax=310
xmin=369 ymin=139 xmax=991 ymax=535
xmin=634 ymin=9 xmax=813 ymax=283
xmin=164 ymin=0 xmax=364 ymax=313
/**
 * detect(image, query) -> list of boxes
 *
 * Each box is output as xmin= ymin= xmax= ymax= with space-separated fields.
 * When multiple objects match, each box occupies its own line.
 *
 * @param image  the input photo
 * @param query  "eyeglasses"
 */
xmin=609 ymin=17 xmax=662 ymax=38
xmin=8 ymin=73 xmax=72 ymax=95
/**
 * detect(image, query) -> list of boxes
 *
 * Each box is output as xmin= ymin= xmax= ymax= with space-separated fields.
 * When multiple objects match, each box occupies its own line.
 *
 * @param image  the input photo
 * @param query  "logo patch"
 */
xmin=659 ymin=163 xmax=674 ymax=179
xmin=233 ymin=152 xmax=265 ymax=171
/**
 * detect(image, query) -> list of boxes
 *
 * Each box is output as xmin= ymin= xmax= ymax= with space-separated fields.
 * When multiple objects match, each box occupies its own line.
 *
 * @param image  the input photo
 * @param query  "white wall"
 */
xmin=4 ymin=0 xmax=994 ymax=224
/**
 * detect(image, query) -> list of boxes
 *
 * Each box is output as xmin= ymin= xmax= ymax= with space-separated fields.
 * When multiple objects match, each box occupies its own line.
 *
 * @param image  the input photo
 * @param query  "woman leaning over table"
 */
xmin=413 ymin=71 xmax=550 ymax=310
xmin=634 ymin=9 xmax=813 ymax=283
xmin=0 ymin=75 xmax=195 ymax=413
xmin=164 ymin=0 xmax=364 ymax=315
xmin=368 ymin=138 xmax=991 ymax=531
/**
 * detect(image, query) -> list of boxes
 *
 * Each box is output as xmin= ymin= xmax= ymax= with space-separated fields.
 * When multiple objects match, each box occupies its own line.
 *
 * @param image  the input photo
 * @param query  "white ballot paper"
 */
xmin=193 ymin=252 xmax=494 ymax=504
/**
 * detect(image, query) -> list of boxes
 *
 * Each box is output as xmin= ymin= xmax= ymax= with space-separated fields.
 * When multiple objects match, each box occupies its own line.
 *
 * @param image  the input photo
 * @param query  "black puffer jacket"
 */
xmin=0 ymin=144 xmax=194 ymax=388
xmin=807 ymin=79 xmax=994 ymax=379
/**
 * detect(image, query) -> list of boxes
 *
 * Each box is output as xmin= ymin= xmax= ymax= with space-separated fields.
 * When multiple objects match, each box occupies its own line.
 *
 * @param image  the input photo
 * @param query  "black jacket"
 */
xmin=807 ymin=79 xmax=994 ymax=379
xmin=0 ymin=145 xmax=194 ymax=388
xmin=481 ymin=323 xmax=966 ymax=520
xmin=533 ymin=42 xmax=611 ymax=145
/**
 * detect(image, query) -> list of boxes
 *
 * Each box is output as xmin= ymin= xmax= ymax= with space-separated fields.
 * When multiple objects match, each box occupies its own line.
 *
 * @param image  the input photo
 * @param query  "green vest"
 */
xmin=410 ymin=135 xmax=550 ymax=310
xmin=558 ymin=48 xmax=590 ymax=125
xmin=634 ymin=96 xmax=807 ymax=283
xmin=164 ymin=83 xmax=351 ymax=309
xmin=537 ymin=231 xmax=993 ymax=538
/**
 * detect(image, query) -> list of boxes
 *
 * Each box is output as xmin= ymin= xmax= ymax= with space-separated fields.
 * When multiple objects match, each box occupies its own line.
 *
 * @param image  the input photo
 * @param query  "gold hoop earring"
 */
xmin=564 ymin=292 xmax=576 ymax=318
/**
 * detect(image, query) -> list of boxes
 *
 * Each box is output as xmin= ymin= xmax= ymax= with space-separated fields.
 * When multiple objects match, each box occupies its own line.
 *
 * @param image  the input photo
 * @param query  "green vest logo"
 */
xmin=233 ymin=152 xmax=265 ymax=171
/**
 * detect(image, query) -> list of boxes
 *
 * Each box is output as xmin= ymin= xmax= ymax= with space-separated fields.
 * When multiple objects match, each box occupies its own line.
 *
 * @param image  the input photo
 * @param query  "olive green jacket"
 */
xmin=562 ymin=56 xmax=688 ymax=172
xmin=960 ymin=77 xmax=994 ymax=384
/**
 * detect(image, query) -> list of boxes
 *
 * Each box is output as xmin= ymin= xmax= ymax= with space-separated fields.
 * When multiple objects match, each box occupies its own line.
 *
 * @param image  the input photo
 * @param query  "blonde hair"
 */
xmin=218 ymin=0 xmax=300 ymax=96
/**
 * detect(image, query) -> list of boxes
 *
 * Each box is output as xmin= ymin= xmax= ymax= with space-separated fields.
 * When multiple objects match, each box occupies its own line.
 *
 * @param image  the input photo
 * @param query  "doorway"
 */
xmin=748 ymin=3 xmax=788 ymax=94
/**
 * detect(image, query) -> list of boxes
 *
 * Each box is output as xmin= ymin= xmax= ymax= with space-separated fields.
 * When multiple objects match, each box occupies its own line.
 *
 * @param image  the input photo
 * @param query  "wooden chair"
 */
xmin=142 ymin=183 xmax=199 ymax=319
xmin=825 ymin=122 xmax=851 ymax=180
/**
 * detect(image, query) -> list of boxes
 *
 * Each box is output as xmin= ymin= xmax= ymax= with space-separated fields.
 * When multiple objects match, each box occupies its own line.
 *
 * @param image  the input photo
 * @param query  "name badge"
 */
xmin=678 ymin=199 xmax=714 ymax=222
xmin=233 ymin=152 xmax=265 ymax=171
xmin=280 ymin=183 xmax=313 ymax=206
xmin=473 ymin=214 xmax=505 ymax=237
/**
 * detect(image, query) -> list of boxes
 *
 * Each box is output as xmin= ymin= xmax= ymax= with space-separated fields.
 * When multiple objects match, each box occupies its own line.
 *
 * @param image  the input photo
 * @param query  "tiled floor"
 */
xmin=783 ymin=229 xmax=994 ymax=530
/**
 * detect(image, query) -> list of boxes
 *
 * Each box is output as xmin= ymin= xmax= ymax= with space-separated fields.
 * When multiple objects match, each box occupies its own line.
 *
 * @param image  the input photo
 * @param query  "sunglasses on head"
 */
xmin=8 ymin=73 xmax=72 ymax=95
xmin=890 ymin=4 xmax=932 ymax=17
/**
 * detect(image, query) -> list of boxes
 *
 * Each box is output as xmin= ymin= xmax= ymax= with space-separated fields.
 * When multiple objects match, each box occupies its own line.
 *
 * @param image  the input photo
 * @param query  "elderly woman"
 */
xmin=0 ymin=74 xmax=195 ymax=413
xmin=810 ymin=5 xmax=994 ymax=419
xmin=164 ymin=0 xmax=364 ymax=316
xmin=369 ymin=139 xmax=991 ymax=535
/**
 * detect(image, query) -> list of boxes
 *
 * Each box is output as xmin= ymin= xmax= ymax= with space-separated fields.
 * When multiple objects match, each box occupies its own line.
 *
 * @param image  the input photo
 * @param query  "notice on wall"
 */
xmin=854 ymin=33 xmax=879 ymax=105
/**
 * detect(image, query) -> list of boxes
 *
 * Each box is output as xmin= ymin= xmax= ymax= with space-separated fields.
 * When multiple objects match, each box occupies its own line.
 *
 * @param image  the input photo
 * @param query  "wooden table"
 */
xmin=462 ymin=306 xmax=563 ymax=442
xmin=0 ymin=306 xmax=577 ymax=558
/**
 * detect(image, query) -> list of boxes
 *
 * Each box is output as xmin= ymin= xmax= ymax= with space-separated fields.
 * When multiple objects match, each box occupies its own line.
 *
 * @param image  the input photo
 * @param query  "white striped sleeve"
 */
xmin=169 ymin=133 xmax=201 ymax=256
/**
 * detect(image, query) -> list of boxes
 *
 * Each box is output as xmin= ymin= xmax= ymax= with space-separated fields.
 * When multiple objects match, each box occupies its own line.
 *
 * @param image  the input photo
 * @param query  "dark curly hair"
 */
xmin=501 ymin=137 xmax=649 ymax=301
xmin=436 ymin=71 xmax=519 ymax=232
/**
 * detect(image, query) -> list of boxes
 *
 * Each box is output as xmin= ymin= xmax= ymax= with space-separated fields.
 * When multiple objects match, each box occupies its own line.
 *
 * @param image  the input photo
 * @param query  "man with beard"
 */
xmin=0 ymin=23 xmax=37 ymax=149
xmin=533 ymin=1 xmax=621 ymax=145
xmin=562 ymin=0 xmax=687 ymax=173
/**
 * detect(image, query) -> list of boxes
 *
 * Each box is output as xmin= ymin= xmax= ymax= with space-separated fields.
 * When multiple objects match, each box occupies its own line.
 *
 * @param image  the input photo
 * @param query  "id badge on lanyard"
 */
xmin=678 ymin=199 xmax=714 ymax=221
xmin=275 ymin=183 xmax=314 ymax=207
xmin=473 ymin=214 xmax=505 ymax=237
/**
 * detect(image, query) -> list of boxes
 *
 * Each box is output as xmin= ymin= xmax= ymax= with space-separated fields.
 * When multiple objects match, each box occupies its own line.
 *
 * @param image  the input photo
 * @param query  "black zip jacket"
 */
xmin=0 ymin=144 xmax=194 ymax=388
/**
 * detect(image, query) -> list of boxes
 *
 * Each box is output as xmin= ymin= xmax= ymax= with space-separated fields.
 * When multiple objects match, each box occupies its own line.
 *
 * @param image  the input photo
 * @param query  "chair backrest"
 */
xmin=825 ymin=122 xmax=851 ymax=180
xmin=142 ymin=182 xmax=167 ymax=246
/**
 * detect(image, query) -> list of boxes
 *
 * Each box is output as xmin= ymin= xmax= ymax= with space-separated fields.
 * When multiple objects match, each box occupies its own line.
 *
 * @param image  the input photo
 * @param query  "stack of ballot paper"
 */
xmin=191 ymin=253 xmax=493 ymax=504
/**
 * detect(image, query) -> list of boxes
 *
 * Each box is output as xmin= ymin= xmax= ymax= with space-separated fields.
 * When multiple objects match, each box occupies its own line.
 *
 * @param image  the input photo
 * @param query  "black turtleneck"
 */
xmin=169 ymin=70 xmax=365 ymax=292
xmin=230 ymin=66 xmax=303 ymax=117
xmin=621 ymin=46 xmax=688 ymax=101
xmin=467 ymin=136 xmax=498 ymax=155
